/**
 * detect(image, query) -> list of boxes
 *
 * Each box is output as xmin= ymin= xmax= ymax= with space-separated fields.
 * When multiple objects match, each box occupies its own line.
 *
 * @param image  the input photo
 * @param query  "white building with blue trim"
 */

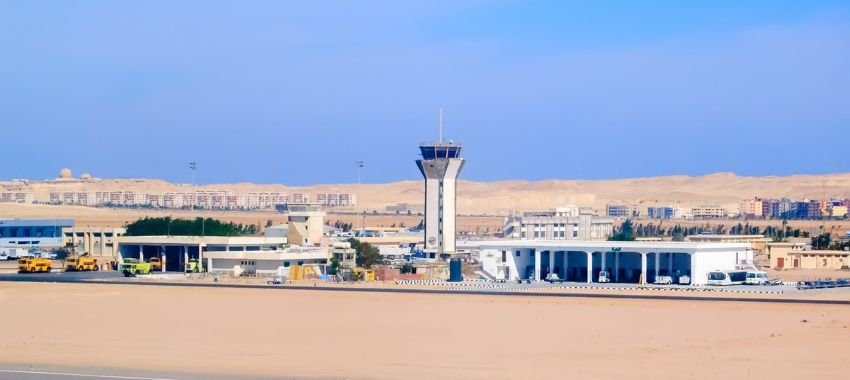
xmin=470 ymin=240 xmax=751 ymax=286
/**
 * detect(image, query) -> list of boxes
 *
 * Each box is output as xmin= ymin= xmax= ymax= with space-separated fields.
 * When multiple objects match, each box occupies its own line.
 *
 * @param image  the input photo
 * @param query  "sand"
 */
xmin=1 ymin=282 xmax=849 ymax=379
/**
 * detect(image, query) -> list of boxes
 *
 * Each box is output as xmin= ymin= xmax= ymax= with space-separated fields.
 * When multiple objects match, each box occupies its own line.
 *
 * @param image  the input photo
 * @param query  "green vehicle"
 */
xmin=184 ymin=258 xmax=205 ymax=273
xmin=120 ymin=258 xmax=152 ymax=277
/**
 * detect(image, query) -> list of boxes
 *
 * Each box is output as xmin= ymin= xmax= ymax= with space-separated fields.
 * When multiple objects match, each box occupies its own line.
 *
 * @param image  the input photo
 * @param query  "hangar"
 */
xmin=472 ymin=240 xmax=751 ymax=286
xmin=116 ymin=236 xmax=329 ymax=275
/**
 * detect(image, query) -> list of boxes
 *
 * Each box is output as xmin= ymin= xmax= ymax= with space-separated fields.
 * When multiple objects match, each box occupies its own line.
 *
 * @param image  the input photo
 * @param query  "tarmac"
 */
xmin=0 ymin=365 xmax=292 ymax=380
xmin=2 ymin=270 xmax=849 ymax=305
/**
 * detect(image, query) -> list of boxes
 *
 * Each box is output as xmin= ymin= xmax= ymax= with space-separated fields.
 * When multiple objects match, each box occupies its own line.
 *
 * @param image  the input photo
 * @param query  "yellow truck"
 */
xmin=148 ymin=257 xmax=163 ymax=272
xmin=184 ymin=258 xmax=204 ymax=273
xmin=65 ymin=256 xmax=99 ymax=272
xmin=120 ymin=258 xmax=152 ymax=277
xmin=18 ymin=258 xmax=53 ymax=273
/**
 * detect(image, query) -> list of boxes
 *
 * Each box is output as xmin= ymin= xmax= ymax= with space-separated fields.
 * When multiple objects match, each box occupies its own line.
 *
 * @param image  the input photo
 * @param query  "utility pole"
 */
xmin=356 ymin=160 xmax=365 ymax=234
xmin=355 ymin=160 xmax=364 ymax=185
xmin=189 ymin=161 xmax=203 ymax=236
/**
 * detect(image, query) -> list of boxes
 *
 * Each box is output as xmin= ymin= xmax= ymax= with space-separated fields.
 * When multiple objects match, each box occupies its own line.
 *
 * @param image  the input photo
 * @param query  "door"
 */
xmin=777 ymin=257 xmax=784 ymax=269
xmin=793 ymin=259 xmax=799 ymax=268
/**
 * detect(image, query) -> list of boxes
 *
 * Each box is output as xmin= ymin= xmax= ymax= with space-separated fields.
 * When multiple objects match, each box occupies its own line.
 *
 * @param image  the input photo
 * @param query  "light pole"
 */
xmin=355 ymin=160 xmax=364 ymax=185
xmin=189 ymin=161 xmax=203 ymax=236
xmin=189 ymin=161 xmax=197 ymax=190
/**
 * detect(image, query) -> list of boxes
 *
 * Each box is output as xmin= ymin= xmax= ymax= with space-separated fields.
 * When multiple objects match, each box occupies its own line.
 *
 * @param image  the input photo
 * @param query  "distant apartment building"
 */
xmin=770 ymin=198 xmax=795 ymax=219
xmin=41 ymin=188 xmax=357 ymax=211
xmin=738 ymin=198 xmax=765 ymax=218
xmin=244 ymin=192 xmax=287 ymax=209
xmin=315 ymin=192 xmax=357 ymax=207
xmin=147 ymin=194 xmax=163 ymax=207
xmin=76 ymin=192 xmax=93 ymax=206
xmin=646 ymin=206 xmax=675 ymax=220
xmin=605 ymin=204 xmax=639 ymax=218
xmin=162 ymin=192 xmax=189 ymax=208
xmin=691 ymin=206 xmax=726 ymax=219
xmin=789 ymin=200 xmax=820 ymax=219
xmin=291 ymin=193 xmax=309 ymax=204
xmin=122 ymin=191 xmax=138 ymax=206
xmin=0 ymin=192 xmax=33 ymax=204
xmin=503 ymin=206 xmax=614 ymax=241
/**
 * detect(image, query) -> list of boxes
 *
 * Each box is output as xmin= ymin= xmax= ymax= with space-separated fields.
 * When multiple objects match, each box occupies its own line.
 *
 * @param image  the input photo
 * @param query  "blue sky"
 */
xmin=1 ymin=1 xmax=848 ymax=185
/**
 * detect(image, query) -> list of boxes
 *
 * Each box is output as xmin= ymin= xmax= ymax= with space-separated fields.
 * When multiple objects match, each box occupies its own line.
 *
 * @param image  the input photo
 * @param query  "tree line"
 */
xmin=610 ymin=219 xmax=812 ymax=242
xmin=125 ymin=217 xmax=257 ymax=236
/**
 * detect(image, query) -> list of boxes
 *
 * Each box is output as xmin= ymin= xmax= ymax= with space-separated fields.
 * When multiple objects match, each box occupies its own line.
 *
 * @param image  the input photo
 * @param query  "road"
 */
xmin=1 ymin=271 xmax=849 ymax=305
xmin=0 ymin=270 xmax=123 ymax=281
xmin=0 ymin=365 xmax=287 ymax=380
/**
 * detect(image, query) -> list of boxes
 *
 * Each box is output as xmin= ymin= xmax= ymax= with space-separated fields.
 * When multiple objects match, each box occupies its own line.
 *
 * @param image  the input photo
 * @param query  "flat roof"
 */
xmin=460 ymin=239 xmax=749 ymax=251
xmin=686 ymin=234 xmax=766 ymax=239
xmin=0 ymin=219 xmax=74 ymax=227
xmin=790 ymin=250 xmax=850 ymax=256
xmin=117 ymin=236 xmax=287 ymax=246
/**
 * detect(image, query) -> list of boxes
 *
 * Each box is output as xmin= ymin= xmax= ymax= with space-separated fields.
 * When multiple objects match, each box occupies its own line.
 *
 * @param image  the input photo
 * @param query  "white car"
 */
xmin=654 ymin=275 xmax=673 ymax=285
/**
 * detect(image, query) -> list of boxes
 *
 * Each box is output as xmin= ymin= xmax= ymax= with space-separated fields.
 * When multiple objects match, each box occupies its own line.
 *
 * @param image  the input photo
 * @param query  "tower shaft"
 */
xmin=416 ymin=144 xmax=464 ymax=257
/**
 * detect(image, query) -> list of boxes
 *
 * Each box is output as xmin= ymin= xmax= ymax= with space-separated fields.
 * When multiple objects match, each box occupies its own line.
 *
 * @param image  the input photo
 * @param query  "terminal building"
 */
xmin=0 ymin=219 xmax=74 ymax=248
xmin=62 ymin=227 xmax=126 ymax=257
xmin=115 ymin=203 xmax=331 ymax=275
xmin=502 ymin=206 xmax=614 ymax=241
xmin=473 ymin=240 xmax=750 ymax=285
xmin=116 ymin=235 xmax=328 ymax=275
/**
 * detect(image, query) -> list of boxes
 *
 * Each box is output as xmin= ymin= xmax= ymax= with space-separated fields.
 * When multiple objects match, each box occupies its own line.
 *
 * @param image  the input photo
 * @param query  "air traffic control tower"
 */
xmin=416 ymin=116 xmax=465 ymax=258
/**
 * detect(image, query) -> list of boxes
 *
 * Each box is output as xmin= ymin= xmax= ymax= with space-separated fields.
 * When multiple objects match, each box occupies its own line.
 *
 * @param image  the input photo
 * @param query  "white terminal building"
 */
xmin=471 ymin=240 xmax=751 ymax=286
xmin=115 ymin=203 xmax=330 ymax=275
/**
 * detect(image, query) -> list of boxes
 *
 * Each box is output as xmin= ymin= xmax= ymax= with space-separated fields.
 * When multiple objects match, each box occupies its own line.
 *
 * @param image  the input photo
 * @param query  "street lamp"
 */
xmin=355 ymin=160 xmax=364 ymax=185
xmin=189 ymin=161 xmax=204 ymax=235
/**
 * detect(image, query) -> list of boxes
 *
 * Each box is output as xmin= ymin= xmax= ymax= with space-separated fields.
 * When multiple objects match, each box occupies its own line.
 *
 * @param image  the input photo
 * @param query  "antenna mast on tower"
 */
xmin=439 ymin=107 xmax=443 ymax=143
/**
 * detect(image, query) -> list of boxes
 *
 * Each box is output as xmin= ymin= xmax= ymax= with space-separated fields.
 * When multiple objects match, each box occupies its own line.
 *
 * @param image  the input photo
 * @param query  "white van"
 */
xmin=745 ymin=271 xmax=769 ymax=285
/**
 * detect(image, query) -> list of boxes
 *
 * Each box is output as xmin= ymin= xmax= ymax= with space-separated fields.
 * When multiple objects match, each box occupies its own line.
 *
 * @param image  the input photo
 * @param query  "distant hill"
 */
xmin=3 ymin=172 xmax=850 ymax=215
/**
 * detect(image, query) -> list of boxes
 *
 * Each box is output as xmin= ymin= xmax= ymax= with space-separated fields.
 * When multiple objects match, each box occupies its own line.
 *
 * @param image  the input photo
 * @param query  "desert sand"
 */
xmin=1 ymin=282 xmax=849 ymax=379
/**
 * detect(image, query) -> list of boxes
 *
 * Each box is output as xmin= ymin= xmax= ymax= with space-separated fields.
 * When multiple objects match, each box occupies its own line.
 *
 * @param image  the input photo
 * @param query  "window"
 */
xmin=501 ymin=251 xmax=507 ymax=263
xmin=515 ymin=251 xmax=520 ymax=257
xmin=284 ymin=261 xmax=290 ymax=267
xmin=573 ymin=231 xmax=578 ymax=238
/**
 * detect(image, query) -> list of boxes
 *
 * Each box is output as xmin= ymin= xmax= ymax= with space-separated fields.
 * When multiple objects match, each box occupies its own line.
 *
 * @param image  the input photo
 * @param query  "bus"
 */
xmin=706 ymin=270 xmax=748 ymax=286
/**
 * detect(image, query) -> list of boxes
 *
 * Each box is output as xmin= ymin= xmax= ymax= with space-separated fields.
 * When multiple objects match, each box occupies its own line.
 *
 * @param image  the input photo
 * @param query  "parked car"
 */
xmin=654 ymin=275 xmax=673 ymax=285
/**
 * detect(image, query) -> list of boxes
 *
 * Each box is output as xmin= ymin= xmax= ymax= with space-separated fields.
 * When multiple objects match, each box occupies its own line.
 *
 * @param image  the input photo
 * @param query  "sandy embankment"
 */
xmin=1 ymin=282 xmax=849 ymax=380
